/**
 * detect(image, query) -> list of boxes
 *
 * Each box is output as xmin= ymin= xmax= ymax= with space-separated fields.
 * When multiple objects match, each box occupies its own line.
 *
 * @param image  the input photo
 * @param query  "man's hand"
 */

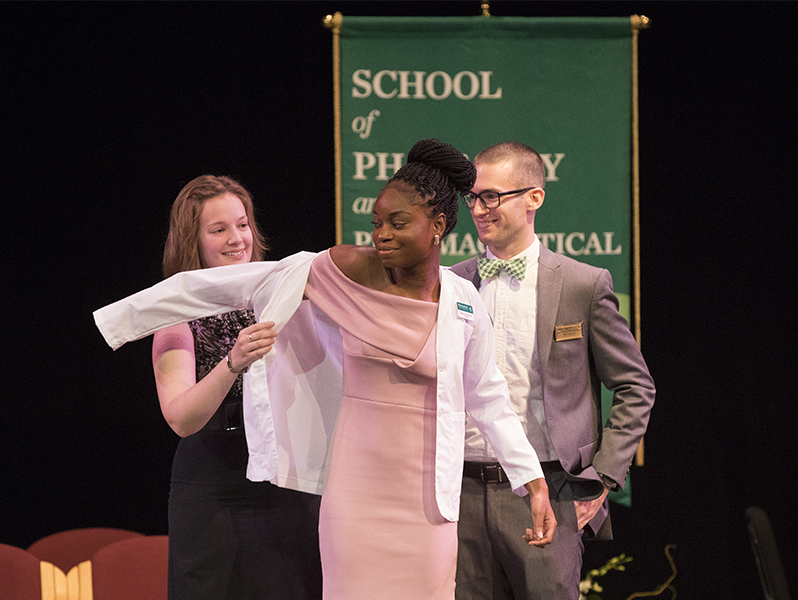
xmin=522 ymin=478 xmax=557 ymax=547
xmin=575 ymin=488 xmax=609 ymax=530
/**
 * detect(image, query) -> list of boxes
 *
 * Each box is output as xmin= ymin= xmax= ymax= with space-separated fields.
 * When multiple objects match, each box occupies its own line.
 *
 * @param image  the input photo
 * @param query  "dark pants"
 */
xmin=168 ymin=430 xmax=322 ymax=600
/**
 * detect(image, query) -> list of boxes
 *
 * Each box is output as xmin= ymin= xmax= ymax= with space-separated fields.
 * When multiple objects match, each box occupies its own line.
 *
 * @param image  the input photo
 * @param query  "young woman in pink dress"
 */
xmin=304 ymin=139 xmax=556 ymax=599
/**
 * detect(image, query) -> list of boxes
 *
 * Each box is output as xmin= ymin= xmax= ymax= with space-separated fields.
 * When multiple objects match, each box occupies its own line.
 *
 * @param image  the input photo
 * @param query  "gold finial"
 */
xmin=631 ymin=15 xmax=651 ymax=31
xmin=323 ymin=12 xmax=343 ymax=32
xmin=481 ymin=2 xmax=490 ymax=17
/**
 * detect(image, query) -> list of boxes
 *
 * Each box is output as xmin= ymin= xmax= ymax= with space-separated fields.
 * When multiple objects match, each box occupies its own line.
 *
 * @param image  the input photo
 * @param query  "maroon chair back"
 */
xmin=26 ymin=527 xmax=145 ymax=573
xmin=0 ymin=542 xmax=42 ymax=600
xmin=91 ymin=535 xmax=169 ymax=600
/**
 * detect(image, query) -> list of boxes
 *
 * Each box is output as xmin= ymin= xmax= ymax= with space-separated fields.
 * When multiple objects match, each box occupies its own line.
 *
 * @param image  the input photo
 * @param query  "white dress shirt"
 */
xmin=464 ymin=236 xmax=558 ymax=463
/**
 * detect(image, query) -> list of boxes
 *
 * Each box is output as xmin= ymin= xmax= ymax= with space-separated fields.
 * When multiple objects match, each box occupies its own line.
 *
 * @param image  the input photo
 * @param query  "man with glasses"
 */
xmin=451 ymin=142 xmax=655 ymax=600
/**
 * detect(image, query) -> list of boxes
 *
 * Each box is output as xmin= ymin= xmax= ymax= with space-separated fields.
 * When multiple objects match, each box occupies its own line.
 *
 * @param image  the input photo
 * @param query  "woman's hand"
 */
xmin=154 ymin=320 xmax=277 ymax=437
xmin=522 ymin=477 xmax=557 ymax=547
xmin=226 ymin=321 xmax=277 ymax=373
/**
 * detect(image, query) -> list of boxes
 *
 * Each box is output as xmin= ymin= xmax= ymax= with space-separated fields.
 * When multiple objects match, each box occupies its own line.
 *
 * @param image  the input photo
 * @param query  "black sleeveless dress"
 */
xmin=167 ymin=310 xmax=322 ymax=600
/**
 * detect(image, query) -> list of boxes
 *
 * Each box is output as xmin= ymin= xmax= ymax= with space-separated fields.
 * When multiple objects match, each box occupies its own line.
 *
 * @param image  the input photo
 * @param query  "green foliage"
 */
xmin=579 ymin=554 xmax=634 ymax=600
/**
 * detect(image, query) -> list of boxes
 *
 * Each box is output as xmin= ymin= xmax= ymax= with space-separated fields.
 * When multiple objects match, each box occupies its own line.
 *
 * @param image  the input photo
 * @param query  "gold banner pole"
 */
xmin=324 ymin=12 xmax=344 ymax=245
xmin=631 ymin=14 xmax=649 ymax=467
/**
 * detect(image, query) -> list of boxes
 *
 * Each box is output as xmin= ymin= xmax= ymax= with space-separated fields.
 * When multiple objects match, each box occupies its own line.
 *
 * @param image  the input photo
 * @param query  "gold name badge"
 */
xmin=554 ymin=323 xmax=583 ymax=341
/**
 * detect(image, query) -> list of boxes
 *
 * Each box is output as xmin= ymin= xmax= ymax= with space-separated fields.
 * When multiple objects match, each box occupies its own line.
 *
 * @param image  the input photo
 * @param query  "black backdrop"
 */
xmin=4 ymin=2 xmax=796 ymax=599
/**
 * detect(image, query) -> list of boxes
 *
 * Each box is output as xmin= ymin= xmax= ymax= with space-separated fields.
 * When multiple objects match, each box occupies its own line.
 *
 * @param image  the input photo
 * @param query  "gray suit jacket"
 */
xmin=451 ymin=245 xmax=655 ymax=538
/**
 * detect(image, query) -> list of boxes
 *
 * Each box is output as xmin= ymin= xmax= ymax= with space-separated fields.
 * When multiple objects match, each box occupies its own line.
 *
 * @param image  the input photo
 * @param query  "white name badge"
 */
xmin=456 ymin=301 xmax=474 ymax=321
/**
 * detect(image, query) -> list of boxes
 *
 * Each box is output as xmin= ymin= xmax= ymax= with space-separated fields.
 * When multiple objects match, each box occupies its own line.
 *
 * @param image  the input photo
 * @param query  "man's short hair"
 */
xmin=474 ymin=141 xmax=546 ymax=189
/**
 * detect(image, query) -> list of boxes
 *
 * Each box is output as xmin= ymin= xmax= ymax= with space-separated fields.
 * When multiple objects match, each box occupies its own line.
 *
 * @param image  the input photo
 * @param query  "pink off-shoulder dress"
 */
xmin=303 ymin=251 xmax=457 ymax=600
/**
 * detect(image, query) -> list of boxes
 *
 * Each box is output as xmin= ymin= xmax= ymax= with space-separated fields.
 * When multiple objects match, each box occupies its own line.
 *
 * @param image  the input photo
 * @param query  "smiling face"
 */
xmin=371 ymin=182 xmax=444 ymax=271
xmin=198 ymin=192 xmax=253 ymax=268
xmin=469 ymin=159 xmax=544 ymax=259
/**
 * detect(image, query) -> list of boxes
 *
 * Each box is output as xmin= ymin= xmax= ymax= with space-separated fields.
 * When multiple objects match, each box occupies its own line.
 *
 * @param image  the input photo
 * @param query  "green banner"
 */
xmin=332 ymin=15 xmax=641 ymax=505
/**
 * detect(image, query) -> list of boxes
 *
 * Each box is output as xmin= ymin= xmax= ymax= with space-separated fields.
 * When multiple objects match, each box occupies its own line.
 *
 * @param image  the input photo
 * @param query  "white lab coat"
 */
xmin=94 ymin=250 xmax=543 ymax=521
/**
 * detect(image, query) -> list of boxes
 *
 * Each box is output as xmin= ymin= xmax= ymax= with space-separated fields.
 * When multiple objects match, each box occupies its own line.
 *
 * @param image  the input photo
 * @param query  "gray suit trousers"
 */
xmin=456 ymin=470 xmax=583 ymax=600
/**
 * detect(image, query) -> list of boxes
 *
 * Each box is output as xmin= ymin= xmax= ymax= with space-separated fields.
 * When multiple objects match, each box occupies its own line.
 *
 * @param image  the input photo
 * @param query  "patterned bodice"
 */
xmin=188 ymin=309 xmax=255 ymax=402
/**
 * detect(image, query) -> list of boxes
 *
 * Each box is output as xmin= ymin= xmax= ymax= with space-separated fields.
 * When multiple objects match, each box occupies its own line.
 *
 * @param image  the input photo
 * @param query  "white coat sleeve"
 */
xmin=93 ymin=252 xmax=317 ymax=350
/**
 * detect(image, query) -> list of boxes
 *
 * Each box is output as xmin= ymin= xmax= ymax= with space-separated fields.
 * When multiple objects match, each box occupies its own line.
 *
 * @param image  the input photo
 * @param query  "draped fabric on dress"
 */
xmin=304 ymin=252 xmax=457 ymax=600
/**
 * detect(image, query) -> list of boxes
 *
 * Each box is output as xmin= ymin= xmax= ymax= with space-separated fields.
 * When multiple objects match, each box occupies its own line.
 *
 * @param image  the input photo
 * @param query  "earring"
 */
xmin=433 ymin=234 xmax=440 ymax=246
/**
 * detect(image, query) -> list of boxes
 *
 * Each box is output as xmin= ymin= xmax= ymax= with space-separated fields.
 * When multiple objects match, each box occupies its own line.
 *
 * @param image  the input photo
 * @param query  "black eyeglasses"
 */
xmin=462 ymin=186 xmax=540 ymax=209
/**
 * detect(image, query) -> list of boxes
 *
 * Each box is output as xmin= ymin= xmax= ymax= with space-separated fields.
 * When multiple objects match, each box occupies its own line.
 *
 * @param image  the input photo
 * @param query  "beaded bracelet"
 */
xmin=226 ymin=350 xmax=248 ymax=374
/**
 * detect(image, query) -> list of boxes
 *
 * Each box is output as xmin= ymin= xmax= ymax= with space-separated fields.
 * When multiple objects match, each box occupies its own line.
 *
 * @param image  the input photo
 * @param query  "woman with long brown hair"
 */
xmin=153 ymin=175 xmax=321 ymax=600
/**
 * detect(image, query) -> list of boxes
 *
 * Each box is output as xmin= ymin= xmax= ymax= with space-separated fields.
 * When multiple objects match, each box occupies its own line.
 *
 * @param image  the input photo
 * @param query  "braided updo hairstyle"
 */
xmin=388 ymin=138 xmax=476 ymax=237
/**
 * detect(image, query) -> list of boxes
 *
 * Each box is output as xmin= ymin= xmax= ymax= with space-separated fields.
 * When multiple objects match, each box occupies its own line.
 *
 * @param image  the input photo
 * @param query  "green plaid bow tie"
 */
xmin=477 ymin=256 xmax=528 ymax=281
